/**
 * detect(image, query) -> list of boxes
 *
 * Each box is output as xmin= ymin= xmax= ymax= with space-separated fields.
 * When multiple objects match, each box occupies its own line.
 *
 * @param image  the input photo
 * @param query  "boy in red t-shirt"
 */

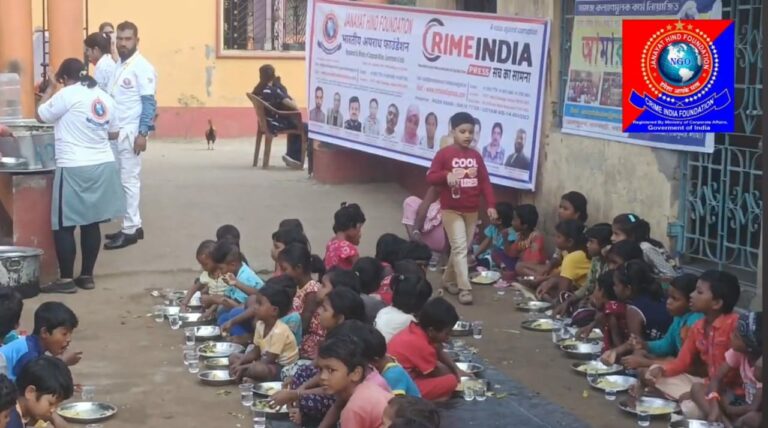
xmin=426 ymin=112 xmax=497 ymax=305
xmin=387 ymin=297 xmax=467 ymax=401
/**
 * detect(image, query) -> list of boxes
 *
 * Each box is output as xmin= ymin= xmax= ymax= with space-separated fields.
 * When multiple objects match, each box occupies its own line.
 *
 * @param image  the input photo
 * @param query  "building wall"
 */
xmin=32 ymin=0 xmax=308 ymax=138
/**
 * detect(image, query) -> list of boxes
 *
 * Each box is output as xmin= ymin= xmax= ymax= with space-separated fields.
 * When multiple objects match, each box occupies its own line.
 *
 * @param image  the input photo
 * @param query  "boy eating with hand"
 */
xmin=8 ymin=356 xmax=73 ymax=428
xmin=0 ymin=302 xmax=80 ymax=382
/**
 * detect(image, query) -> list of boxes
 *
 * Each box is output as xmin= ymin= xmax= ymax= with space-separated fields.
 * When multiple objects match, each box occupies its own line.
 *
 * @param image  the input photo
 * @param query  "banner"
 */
xmin=561 ymin=0 xmax=718 ymax=153
xmin=307 ymin=0 xmax=550 ymax=190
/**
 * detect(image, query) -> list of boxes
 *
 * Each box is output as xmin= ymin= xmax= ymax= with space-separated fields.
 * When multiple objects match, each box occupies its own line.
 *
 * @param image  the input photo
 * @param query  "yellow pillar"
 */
xmin=47 ymin=0 xmax=84 ymax=75
xmin=0 ymin=0 xmax=35 ymax=117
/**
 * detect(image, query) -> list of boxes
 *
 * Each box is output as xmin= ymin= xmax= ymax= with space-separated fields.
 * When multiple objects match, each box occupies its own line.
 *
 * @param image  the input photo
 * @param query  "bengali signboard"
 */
xmin=561 ymin=0 xmax=719 ymax=153
xmin=307 ymin=0 xmax=550 ymax=189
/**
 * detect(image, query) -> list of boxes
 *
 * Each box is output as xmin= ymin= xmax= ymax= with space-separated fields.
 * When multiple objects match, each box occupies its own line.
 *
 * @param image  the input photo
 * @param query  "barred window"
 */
xmin=221 ymin=0 xmax=307 ymax=52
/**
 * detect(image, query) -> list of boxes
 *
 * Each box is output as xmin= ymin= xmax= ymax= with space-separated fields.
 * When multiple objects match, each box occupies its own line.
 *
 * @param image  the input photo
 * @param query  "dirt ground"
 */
xmin=17 ymin=138 xmax=666 ymax=427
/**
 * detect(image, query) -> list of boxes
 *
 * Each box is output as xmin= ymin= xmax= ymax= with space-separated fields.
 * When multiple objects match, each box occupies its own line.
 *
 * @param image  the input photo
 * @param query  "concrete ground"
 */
xmin=18 ymin=138 xmax=665 ymax=427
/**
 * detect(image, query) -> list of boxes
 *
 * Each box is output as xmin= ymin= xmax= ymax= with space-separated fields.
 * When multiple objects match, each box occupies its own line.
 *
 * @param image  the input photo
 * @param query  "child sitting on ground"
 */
xmin=644 ymin=270 xmax=741 ymax=403
xmin=0 ymin=302 xmax=80 ymax=381
xmin=0 ymin=289 xmax=23 ymax=346
xmin=278 ymin=243 xmax=326 ymax=360
xmin=535 ymin=220 xmax=591 ymax=301
xmin=369 ymin=325 xmax=420 ymax=397
xmin=382 ymin=396 xmax=440 ymax=428
xmin=216 ymin=224 xmax=250 ymax=267
xmin=506 ymin=204 xmax=547 ymax=277
xmin=271 ymin=226 xmax=310 ymax=277
xmin=317 ymin=334 xmax=393 ymax=428
xmin=398 ymin=241 xmax=433 ymax=270
xmin=474 ymin=202 xmax=515 ymax=269
xmin=427 ymin=112 xmax=497 ymax=305
xmin=601 ymin=261 xmax=672 ymax=365
xmin=611 ymin=213 xmax=680 ymax=282
xmin=388 ymin=297 xmax=465 ymax=401
xmin=181 ymin=240 xmax=227 ymax=318
xmin=353 ymin=257 xmax=388 ymax=324
xmin=620 ymin=273 xmax=703 ymax=369
xmin=589 ymin=270 xmax=628 ymax=349
xmin=229 ymin=284 xmax=299 ymax=382
xmin=516 ymin=192 xmax=588 ymax=280
xmin=221 ymin=275 xmax=303 ymax=346
xmin=8 ymin=356 xmax=73 ymax=428
xmin=375 ymin=262 xmax=433 ymax=342
xmin=553 ymin=223 xmax=612 ymax=318
xmin=0 ymin=374 xmax=15 ymax=428
xmin=209 ymin=240 xmax=264 ymax=335
xmin=691 ymin=311 xmax=762 ymax=425
xmin=374 ymin=234 xmax=409 ymax=304
xmin=317 ymin=288 xmax=367 ymax=331
xmin=324 ymin=202 xmax=366 ymax=270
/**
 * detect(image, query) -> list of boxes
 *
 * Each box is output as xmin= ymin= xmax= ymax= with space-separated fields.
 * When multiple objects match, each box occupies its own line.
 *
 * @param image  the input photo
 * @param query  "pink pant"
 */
xmin=402 ymin=196 xmax=446 ymax=252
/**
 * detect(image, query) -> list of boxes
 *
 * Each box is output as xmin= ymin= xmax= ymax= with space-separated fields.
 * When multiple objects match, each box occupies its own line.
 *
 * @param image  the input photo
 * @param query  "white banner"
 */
xmin=307 ymin=0 xmax=550 ymax=190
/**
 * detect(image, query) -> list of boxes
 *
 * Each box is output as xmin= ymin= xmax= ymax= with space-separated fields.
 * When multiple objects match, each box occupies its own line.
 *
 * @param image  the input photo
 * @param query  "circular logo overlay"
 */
xmin=323 ymin=13 xmax=339 ymax=45
xmin=92 ymin=99 xmax=107 ymax=119
xmin=642 ymin=23 xmax=716 ymax=99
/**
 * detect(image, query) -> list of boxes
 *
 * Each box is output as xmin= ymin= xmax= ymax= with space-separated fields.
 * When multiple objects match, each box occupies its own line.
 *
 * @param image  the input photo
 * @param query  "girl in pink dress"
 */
xmin=279 ymin=243 xmax=326 ymax=359
xmin=324 ymin=202 xmax=366 ymax=270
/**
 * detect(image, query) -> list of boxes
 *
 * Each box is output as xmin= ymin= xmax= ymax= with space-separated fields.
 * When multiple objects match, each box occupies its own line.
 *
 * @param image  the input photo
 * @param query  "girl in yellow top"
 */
xmin=536 ymin=219 xmax=591 ymax=301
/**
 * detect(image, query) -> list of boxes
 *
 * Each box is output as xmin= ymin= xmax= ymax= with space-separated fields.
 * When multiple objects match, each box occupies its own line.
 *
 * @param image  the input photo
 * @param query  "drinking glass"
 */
xmin=169 ymin=314 xmax=181 ymax=330
xmin=81 ymin=385 xmax=95 ymax=401
xmin=459 ymin=350 xmax=473 ymax=363
xmin=474 ymin=382 xmax=487 ymax=401
xmin=471 ymin=321 xmax=483 ymax=339
xmin=184 ymin=349 xmax=199 ymax=368
xmin=240 ymin=383 xmax=254 ymax=407
xmin=512 ymin=289 xmax=524 ymax=303
xmin=182 ymin=345 xmax=196 ymax=365
xmin=463 ymin=384 xmax=475 ymax=401
xmin=605 ymin=389 xmax=617 ymax=401
xmin=252 ymin=407 xmax=267 ymax=428
xmin=152 ymin=306 xmax=165 ymax=322
xmin=187 ymin=359 xmax=200 ymax=374
xmin=637 ymin=410 xmax=650 ymax=426
xmin=552 ymin=325 xmax=564 ymax=344
xmin=184 ymin=327 xmax=196 ymax=345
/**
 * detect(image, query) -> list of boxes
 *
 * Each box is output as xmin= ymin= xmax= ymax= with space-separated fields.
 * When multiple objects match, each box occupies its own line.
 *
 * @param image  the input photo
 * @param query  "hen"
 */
xmin=205 ymin=119 xmax=216 ymax=150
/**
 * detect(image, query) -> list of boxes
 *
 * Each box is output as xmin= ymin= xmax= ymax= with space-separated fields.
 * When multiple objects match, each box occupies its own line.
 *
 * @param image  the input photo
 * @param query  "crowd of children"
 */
xmin=0 ymin=110 xmax=762 ymax=428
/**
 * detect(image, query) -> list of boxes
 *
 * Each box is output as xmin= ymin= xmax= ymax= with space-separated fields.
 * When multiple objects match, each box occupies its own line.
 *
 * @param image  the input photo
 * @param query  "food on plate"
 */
xmin=636 ymin=404 xmax=675 ymax=415
xmin=577 ymin=362 xmax=616 ymax=374
xmin=531 ymin=319 xmax=554 ymax=329
xmin=595 ymin=378 xmax=626 ymax=390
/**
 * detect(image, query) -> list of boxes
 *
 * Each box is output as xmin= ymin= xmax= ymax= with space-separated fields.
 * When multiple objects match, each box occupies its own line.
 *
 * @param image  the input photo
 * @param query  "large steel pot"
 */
xmin=0 ymin=246 xmax=43 ymax=298
xmin=0 ymin=120 xmax=55 ymax=169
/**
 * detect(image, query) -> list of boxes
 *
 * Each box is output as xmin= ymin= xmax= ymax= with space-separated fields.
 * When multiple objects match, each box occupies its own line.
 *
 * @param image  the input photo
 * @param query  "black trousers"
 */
xmin=53 ymin=223 xmax=101 ymax=278
xmin=285 ymin=124 xmax=308 ymax=162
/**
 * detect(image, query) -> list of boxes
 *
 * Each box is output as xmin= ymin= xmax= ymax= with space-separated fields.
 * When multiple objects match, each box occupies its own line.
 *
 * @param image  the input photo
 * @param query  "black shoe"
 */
xmin=40 ymin=279 xmax=77 ymax=294
xmin=105 ymin=227 xmax=144 ymax=241
xmin=104 ymin=231 xmax=139 ymax=250
xmin=74 ymin=276 xmax=95 ymax=290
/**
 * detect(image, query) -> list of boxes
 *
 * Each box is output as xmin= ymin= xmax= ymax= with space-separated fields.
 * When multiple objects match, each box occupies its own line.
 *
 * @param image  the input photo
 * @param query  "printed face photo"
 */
xmin=386 ymin=104 xmax=399 ymax=130
xmin=315 ymin=88 xmax=323 ymax=108
xmin=333 ymin=93 xmax=341 ymax=110
xmin=349 ymin=100 xmax=360 ymax=120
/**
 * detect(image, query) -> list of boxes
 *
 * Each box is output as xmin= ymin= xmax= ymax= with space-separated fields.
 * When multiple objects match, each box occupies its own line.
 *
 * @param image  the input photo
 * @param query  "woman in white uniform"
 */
xmin=84 ymin=32 xmax=117 ymax=92
xmin=35 ymin=58 xmax=125 ymax=294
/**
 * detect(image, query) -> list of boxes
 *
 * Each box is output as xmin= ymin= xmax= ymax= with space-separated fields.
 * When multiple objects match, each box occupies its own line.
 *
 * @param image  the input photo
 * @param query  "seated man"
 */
xmin=252 ymin=64 xmax=304 ymax=169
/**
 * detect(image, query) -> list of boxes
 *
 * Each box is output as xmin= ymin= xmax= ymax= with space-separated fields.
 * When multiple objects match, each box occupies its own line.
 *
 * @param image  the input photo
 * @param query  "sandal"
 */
xmin=442 ymin=282 xmax=460 ymax=295
xmin=458 ymin=290 xmax=473 ymax=305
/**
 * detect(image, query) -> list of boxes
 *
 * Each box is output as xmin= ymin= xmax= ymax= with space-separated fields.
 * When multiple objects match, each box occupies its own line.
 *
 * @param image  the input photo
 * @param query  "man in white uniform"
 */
xmin=104 ymin=21 xmax=157 ymax=250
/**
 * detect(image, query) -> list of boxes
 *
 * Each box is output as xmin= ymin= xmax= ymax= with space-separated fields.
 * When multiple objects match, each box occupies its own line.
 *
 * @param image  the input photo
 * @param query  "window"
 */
xmin=220 ymin=0 xmax=306 ymax=54
xmin=456 ymin=0 xmax=496 ymax=13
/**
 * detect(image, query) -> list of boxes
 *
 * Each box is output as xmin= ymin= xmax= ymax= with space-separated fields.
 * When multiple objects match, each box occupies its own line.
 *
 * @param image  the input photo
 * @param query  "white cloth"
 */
xmin=37 ymin=84 xmax=116 ymax=168
xmin=108 ymin=51 xmax=156 ymax=131
xmin=374 ymin=306 xmax=416 ymax=342
xmin=94 ymin=55 xmax=117 ymax=92
xmin=111 ymin=128 xmax=142 ymax=234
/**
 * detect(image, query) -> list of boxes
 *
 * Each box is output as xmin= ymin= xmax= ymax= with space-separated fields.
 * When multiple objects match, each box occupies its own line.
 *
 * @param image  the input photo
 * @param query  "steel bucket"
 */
xmin=0 ymin=246 xmax=43 ymax=298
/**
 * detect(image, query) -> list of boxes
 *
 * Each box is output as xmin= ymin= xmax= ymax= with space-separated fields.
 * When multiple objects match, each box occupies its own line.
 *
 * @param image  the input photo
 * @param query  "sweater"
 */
xmin=646 ymin=311 xmax=704 ymax=357
xmin=426 ymin=144 xmax=495 ymax=212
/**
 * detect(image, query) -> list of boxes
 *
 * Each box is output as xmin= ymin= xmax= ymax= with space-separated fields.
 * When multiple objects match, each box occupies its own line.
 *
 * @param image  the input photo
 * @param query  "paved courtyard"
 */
xmin=18 ymin=138 xmax=665 ymax=427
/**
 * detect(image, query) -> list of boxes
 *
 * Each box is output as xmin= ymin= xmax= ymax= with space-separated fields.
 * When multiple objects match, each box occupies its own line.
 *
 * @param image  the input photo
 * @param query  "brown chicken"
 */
xmin=205 ymin=119 xmax=216 ymax=150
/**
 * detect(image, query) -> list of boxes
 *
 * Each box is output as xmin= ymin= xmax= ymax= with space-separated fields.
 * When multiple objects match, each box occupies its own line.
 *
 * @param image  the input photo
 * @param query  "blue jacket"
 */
xmin=646 ymin=311 xmax=705 ymax=357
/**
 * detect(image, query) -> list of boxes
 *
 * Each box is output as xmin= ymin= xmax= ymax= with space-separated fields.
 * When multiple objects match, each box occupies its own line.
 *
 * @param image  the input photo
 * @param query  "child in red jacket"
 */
xmin=426 ymin=112 xmax=496 ymax=305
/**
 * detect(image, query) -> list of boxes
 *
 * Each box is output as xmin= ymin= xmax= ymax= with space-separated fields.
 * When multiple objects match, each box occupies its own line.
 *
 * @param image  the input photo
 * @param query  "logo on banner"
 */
xmin=317 ymin=13 xmax=342 ymax=54
xmin=622 ymin=20 xmax=734 ymax=133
